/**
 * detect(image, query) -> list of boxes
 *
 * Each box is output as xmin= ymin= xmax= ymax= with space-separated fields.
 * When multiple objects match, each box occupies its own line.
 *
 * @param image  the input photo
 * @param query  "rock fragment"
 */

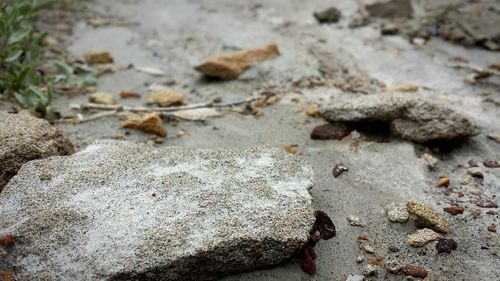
xmin=483 ymin=160 xmax=500 ymax=168
xmin=0 ymin=142 xmax=316 ymax=280
xmin=0 ymin=112 xmax=74 ymax=191
xmin=436 ymin=238 xmax=458 ymax=254
xmin=384 ymin=202 xmax=409 ymax=223
xmin=402 ymin=265 xmax=428 ymax=278
xmin=195 ymin=44 xmax=279 ymax=80
xmin=487 ymin=224 xmax=497 ymax=233
xmin=407 ymin=228 xmax=440 ymax=247
xmin=381 ymin=23 xmax=399 ymax=35
xmin=407 ymin=202 xmax=450 ymax=233
xmin=332 ymin=164 xmax=348 ymax=178
xmin=310 ymin=124 xmax=351 ymax=140
xmin=362 ymin=265 xmax=378 ymax=276
xmin=89 ymin=92 xmax=116 ymax=105
xmin=314 ymin=7 xmax=341 ymax=23
xmin=0 ymin=234 xmax=15 ymax=248
xmin=146 ymin=89 xmax=184 ymax=107
xmin=319 ymin=95 xmax=481 ymax=143
xmin=346 ymin=275 xmax=365 ymax=281
xmin=436 ymin=176 xmax=450 ymax=187
xmin=386 ymin=83 xmax=419 ymax=93
xmin=84 ymin=51 xmax=113 ymax=65
xmin=384 ymin=259 xmax=402 ymax=273
xmin=421 ymin=153 xmax=439 ymax=168
xmin=347 ymin=215 xmax=364 ymax=227
xmin=120 ymin=112 xmax=166 ymax=137
xmin=443 ymin=206 xmax=464 ymax=216
xmin=366 ymin=0 xmax=413 ymax=18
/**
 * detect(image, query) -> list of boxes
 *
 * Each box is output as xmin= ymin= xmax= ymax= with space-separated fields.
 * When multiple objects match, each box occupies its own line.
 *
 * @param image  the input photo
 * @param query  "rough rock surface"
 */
xmin=0 ymin=112 xmax=74 ymax=191
xmin=407 ymin=202 xmax=450 ymax=233
xmin=319 ymin=95 xmax=481 ymax=143
xmin=407 ymin=228 xmax=440 ymax=247
xmin=384 ymin=202 xmax=409 ymax=223
xmin=195 ymin=44 xmax=280 ymax=80
xmin=0 ymin=141 xmax=315 ymax=281
xmin=120 ymin=112 xmax=166 ymax=136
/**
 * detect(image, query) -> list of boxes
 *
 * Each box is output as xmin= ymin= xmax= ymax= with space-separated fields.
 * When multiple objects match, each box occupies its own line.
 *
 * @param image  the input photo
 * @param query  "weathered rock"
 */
xmin=443 ymin=206 xmax=464 ymax=216
xmin=120 ymin=112 xmax=167 ymax=137
xmin=421 ymin=153 xmax=439 ymax=168
xmin=384 ymin=259 xmax=402 ymax=274
xmin=366 ymin=0 xmax=413 ymax=18
xmin=84 ymin=51 xmax=113 ymax=65
xmin=407 ymin=202 xmax=450 ymax=233
xmin=89 ymin=92 xmax=116 ymax=105
xmin=146 ymin=89 xmax=184 ymax=107
xmin=436 ymin=175 xmax=450 ymax=187
xmin=0 ymin=141 xmax=316 ymax=281
xmin=407 ymin=228 xmax=440 ymax=247
xmin=0 ymin=112 xmax=74 ymax=191
xmin=346 ymin=275 xmax=365 ymax=281
xmin=362 ymin=265 xmax=378 ymax=276
xmin=381 ymin=23 xmax=399 ymax=35
xmin=195 ymin=44 xmax=280 ymax=80
xmin=384 ymin=202 xmax=409 ymax=223
xmin=319 ymin=95 xmax=481 ymax=143
xmin=314 ymin=7 xmax=341 ymax=23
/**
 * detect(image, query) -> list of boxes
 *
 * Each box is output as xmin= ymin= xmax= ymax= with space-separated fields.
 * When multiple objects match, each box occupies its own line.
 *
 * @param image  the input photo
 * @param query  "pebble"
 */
xmin=0 ymin=234 xmax=15 ymax=247
xmin=407 ymin=201 xmax=450 ymax=233
xmin=389 ymin=245 xmax=400 ymax=252
xmin=356 ymin=255 xmax=365 ymax=263
xmin=362 ymin=264 xmax=378 ymax=276
xmin=384 ymin=202 xmax=409 ymax=223
xmin=310 ymin=124 xmax=352 ymax=140
xmin=381 ymin=23 xmax=399 ymax=35
xmin=384 ymin=259 xmax=402 ymax=273
xmin=332 ymin=164 xmax=348 ymax=178
xmin=347 ymin=215 xmax=364 ymax=227
xmin=436 ymin=176 xmax=450 ymax=187
xmin=436 ymin=238 xmax=458 ymax=254
xmin=314 ymin=7 xmax=341 ymax=23
xmin=403 ymin=265 xmax=428 ymax=278
xmin=443 ymin=205 xmax=464 ymax=216
xmin=89 ymin=92 xmax=116 ymax=105
xmin=146 ymin=89 xmax=184 ymax=107
xmin=84 ymin=51 xmax=113 ymax=65
xmin=363 ymin=244 xmax=375 ymax=254
xmin=487 ymin=224 xmax=497 ymax=233
xmin=407 ymin=228 xmax=440 ymax=247
xmin=421 ymin=153 xmax=439 ymax=168
xmin=346 ymin=275 xmax=365 ymax=281
xmin=120 ymin=112 xmax=167 ymax=137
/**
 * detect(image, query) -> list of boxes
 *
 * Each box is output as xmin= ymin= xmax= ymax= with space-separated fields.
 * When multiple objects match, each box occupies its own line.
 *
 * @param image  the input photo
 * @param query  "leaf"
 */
xmin=54 ymin=61 xmax=74 ymax=78
xmin=5 ymin=50 xmax=23 ymax=63
xmin=7 ymin=29 xmax=31 ymax=44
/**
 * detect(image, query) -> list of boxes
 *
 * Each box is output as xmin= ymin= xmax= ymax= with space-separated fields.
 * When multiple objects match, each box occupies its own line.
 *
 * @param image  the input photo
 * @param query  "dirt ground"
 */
xmin=5 ymin=0 xmax=499 ymax=280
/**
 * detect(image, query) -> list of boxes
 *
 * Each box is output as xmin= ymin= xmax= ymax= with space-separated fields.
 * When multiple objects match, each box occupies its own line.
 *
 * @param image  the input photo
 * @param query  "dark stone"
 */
xmin=314 ymin=7 xmax=341 ymax=23
xmin=436 ymin=238 xmax=458 ymax=254
xmin=311 ymin=124 xmax=352 ymax=140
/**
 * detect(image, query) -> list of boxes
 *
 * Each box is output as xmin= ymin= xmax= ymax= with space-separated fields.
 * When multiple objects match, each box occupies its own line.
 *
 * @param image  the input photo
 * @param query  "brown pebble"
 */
xmin=436 ymin=238 xmax=458 ymax=254
xmin=389 ymin=245 xmax=400 ymax=252
xmin=467 ymin=159 xmax=479 ymax=167
xmin=436 ymin=176 xmax=450 ymax=187
xmin=483 ymin=160 xmax=500 ymax=168
xmin=0 ymin=270 xmax=14 ymax=281
xmin=300 ymin=245 xmax=316 ymax=275
xmin=403 ymin=265 xmax=428 ymax=278
xmin=457 ymin=191 xmax=464 ymax=197
xmin=470 ymin=171 xmax=484 ymax=179
xmin=443 ymin=206 xmax=464 ymax=216
xmin=39 ymin=172 xmax=53 ymax=181
xmin=0 ymin=235 xmax=15 ymax=248
xmin=332 ymin=164 xmax=348 ymax=178
xmin=310 ymin=123 xmax=352 ymax=140
xmin=487 ymin=224 xmax=497 ymax=233
xmin=309 ymin=210 xmax=336 ymax=244
xmin=357 ymin=234 xmax=369 ymax=241
xmin=367 ymin=258 xmax=379 ymax=265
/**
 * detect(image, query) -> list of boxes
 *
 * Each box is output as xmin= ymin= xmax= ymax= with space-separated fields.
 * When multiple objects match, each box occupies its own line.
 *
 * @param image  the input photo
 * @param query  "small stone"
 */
xmin=384 ymin=259 xmax=402 ymax=273
xmin=282 ymin=145 xmax=298 ymax=154
xmin=356 ymin=255 xmax=365 ymax=263
xmin=407 ymin=202 xmax=450 ymax=233
xmin=89 ymin=92 xmax=116 ymax=105
xmin=363 ymin=244 xmax=375 ymax=254
xmin=0 ymin=270 xmax=13 ymax=281
xmin=84 ymin=51 xmax=113 ymax=65
xmin=389 ymin=245 xmax=400 ymax=252
xmin=346 ymin=275 xmax=365 ymax=281
xmin=487 ymin=133 xmax=500 ymax=142
xmin=310 ymin=124 xmax=352 ymax=140
xmin=421 ymin=153 xmax=438 ymax=168
xmin=367 ymin=257 xmax=379 ymax=265
xmin=347 ymin=215 xmax=364 ymax=227
xmin=402 ymin=265 xmax=428 ymax=278
xmin=305 ymin=103 xmax=320 ymax=118
xmin=436 ymin=176 xmax=450 ymax=188
xmin=0 ymin=234 xmax=15 ymax=247
xmin=38 ymin=172 xmax=53 ymax=181
xmin=483 ymin=160 xmax=500 ymax=168
xmin=314 ymin=7 xmax=341 ymax=24
xmin=468 ymin=159 xmax=479 ymax=167
xmin=488 ymin=224 xmax=497 ymax=233
xmin=407 ymin=228 xmax=440 ymax=247
xmin=443 ymin=206 xmax=464 ymax=216
xmin=436 ymin=238 xmax=458 ymax=254
xmin=146 ymin=89 xmax=184 ymax=107
xmin=384 ymin=202 xmax=409 ymax=223
xmin=381 ymin=23 xmax=399 ymax=35
xmin=42 ymin=35 xmax=58 ymax=47
xmin=470 ymin=171 xmax=484 ymax=179
xmin=332 ymin=164 xmax=348 ymax=178
xmin=120 ymin=112 xmax=167 ymax=137
xmin=195 ymin=44 xmax=279 ymax=80
xmin=387 ymin=83 xmax=419 ymax=93
xmin=362 ymin=265 xmax=378 ymax=276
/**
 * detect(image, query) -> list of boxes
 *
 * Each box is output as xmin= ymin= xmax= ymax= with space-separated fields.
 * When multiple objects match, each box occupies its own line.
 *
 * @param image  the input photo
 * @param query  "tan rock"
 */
xmin=407 ymin=201 xmax=450 ymax=233
xmin=121 ymin=112 xmax=166 ymax=137
xmin=84 ymin=51 xmax=113 ymax=65
xmin=436 ymin=175 xmax=450 ymax=187
xmin=89 ymin=92 xmax=116 ymax=105
xmin=386 ymin=83 xmax=418 ymax=93
xmin=195 ymin=44 xmax=280 ymax=80
xmin=421 ymin=153 xmax=439 ymax=168
xmin=407 ymin=228 xmax=439 ymax=247
xmin=146 ymin=89 xmax=184 ymax=107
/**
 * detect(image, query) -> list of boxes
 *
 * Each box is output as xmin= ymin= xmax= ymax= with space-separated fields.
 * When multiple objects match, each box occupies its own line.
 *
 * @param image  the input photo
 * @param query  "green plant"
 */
xmin=0 ymin=0 xmax=57 ymax=115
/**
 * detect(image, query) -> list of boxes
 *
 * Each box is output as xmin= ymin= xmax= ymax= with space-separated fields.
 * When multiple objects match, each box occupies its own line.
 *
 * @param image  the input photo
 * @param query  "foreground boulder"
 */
xmin=0 ymin=141 xmax=315 ymax=280
xmin=319 ymin=95 xmax=481 ymax=143
xmin=0 ymin=112 xmax=74 ymax=191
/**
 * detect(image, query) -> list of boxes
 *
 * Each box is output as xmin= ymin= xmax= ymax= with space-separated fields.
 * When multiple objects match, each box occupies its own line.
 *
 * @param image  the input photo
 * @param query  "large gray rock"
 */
xmin=0 ymin=141 xmax=315 ymax=281
xmin=0 ymin=112 xmax=74 ymax=190
xmin=319 ymin=95 xmax=481 ymax=143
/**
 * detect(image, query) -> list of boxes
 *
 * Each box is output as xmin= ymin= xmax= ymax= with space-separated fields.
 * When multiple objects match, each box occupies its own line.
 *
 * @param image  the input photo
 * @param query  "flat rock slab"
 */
xmin=319 ymin=94 xmax=481 ymax=143
xmin=0 ymin=141 xmax=315 ymax=281
xmin=0 ymin=112 xmax=74 ymax=190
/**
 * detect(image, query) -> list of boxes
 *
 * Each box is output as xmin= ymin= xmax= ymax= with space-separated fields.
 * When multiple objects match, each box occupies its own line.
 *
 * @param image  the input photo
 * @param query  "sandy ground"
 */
xmin=12 ymin=0 xmax=500 ymax=280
